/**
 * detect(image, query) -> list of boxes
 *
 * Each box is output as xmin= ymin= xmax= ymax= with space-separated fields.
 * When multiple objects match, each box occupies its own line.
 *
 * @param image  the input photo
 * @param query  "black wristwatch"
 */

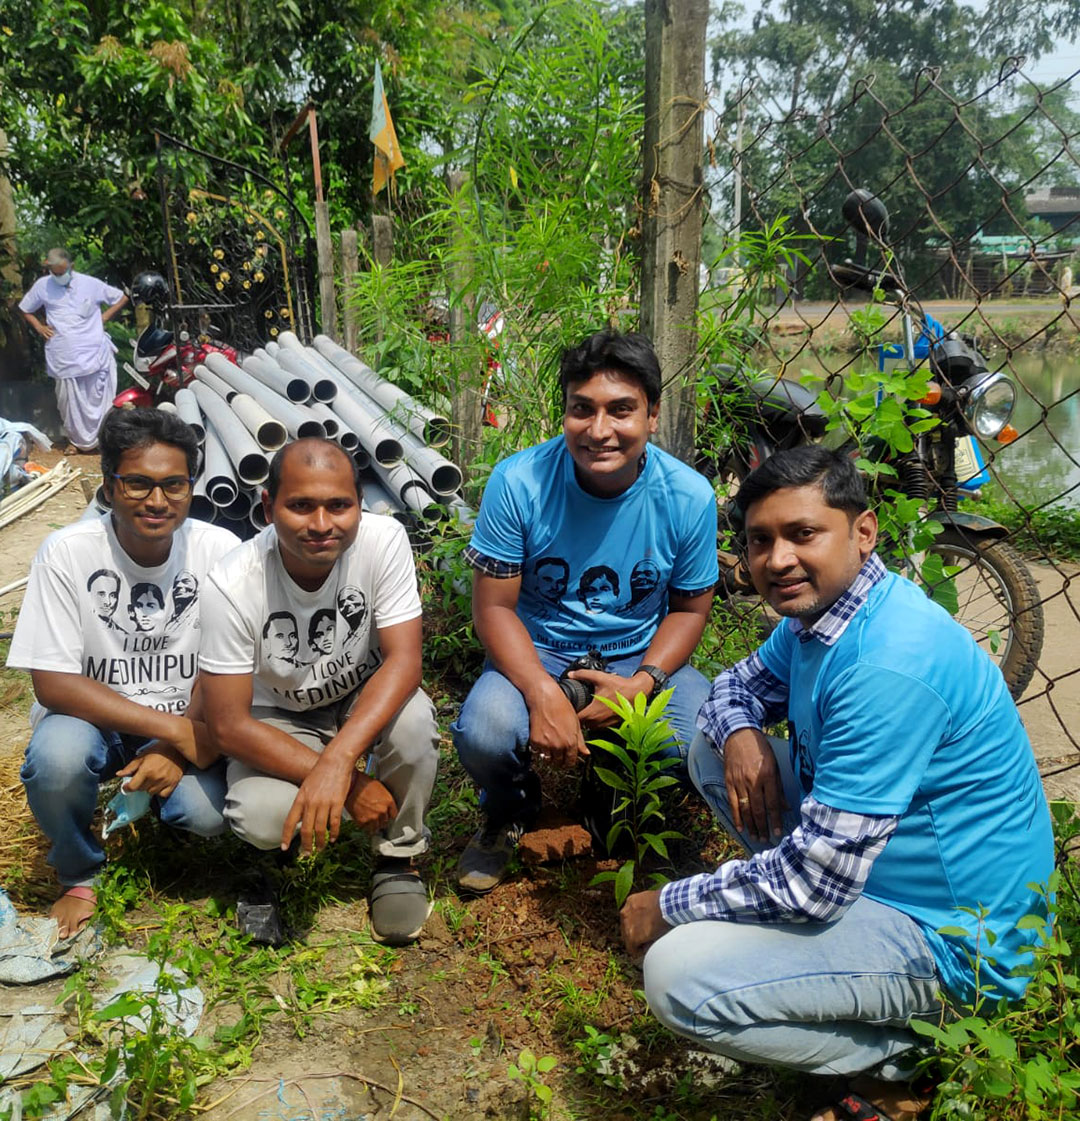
xmin=637 ymin=664 xmax=670 ymax=694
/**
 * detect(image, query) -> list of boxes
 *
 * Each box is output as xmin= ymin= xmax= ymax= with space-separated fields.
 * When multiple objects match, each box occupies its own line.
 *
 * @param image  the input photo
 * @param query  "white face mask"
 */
xmin=53 ymin=269 xmax=73 ymax=287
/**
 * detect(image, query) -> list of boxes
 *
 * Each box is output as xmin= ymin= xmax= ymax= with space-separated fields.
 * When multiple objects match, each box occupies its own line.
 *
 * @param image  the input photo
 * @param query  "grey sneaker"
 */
xmin=456 ymin=820 xmax=524 ymax=894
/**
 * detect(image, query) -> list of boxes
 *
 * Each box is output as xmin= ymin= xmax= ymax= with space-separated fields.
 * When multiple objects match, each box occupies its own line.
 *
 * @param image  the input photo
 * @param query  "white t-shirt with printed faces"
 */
xmin=6 ymin=514 xmax=240 ymax=719
xmin=198 ymin=513 xmax=421 ymax=712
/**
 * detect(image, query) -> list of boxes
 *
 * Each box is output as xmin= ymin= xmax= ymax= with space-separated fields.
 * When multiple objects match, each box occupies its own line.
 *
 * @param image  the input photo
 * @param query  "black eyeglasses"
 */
xmin=111 ymin=474 xmax=194 ymax=500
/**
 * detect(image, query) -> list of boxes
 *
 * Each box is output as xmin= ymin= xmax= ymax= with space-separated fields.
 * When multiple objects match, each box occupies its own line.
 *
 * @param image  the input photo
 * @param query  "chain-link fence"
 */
xmin=703 ymin=60 xmax=1079 ymax=785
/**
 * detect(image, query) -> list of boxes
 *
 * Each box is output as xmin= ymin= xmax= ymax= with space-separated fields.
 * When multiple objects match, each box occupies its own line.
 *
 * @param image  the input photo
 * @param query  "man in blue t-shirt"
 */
xmin=452 ymin=331 xmax=719 ymax=893
xmin=621 ymin=446 xmax=1053 ymax=1121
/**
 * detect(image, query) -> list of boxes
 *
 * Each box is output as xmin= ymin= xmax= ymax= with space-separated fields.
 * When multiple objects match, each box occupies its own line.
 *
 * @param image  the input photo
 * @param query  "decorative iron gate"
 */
xmin=153 ymin=132 xmax=315 ymax=352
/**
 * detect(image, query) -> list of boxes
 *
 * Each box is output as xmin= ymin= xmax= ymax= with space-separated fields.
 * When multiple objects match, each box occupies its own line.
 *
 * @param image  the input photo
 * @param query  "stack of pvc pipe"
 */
xmin=146 ymin=334 xmax=470 ymax=540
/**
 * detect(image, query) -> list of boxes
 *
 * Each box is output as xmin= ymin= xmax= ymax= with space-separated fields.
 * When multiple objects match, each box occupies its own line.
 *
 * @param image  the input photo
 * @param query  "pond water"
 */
xmin=989 ymin=352 xmax=1079 ymax=510
xmin=786 ymin=348 xmax=1079 ymax=510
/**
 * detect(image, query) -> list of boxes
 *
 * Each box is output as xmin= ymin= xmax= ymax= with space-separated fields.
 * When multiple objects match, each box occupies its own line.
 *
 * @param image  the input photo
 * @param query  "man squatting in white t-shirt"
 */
xmin=7 ymin=408 xmax=240 ymax=937
xmin=198 ymin=439 xmax=439 ymax=946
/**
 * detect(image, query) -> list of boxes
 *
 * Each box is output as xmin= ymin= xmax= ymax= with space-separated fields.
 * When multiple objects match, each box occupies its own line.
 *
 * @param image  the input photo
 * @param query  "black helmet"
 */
xmin=130 ymin=271 xmax=170 ymax=308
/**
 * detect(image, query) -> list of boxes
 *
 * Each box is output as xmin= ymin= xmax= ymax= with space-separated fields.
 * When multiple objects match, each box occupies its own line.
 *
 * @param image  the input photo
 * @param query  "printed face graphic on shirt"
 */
xmin=308 ymin=608 xmax=337 ymax=656
xmin=628 ymin=559 xmax=661 ymax=603
xmin=577 ymin=565 xmax=620 ymax=613
xmin=263 ymin=611 xmax=302 ymax=664
xmin=172 ymin=570 xmax=198 ymax=608
xmin=87 ymin=569 xmax=123 ymax=626
xmin=534 ymin=557 xmax=569 ymax=604
xmin=337 ymin=585 xmax=368 ymax=631
xmin=128 ymin=583 xmax=165 ymax=632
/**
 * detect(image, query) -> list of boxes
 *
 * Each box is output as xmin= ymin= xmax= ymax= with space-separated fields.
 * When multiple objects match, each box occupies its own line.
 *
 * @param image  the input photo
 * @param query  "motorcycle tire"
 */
xmin=924 ymin=528 xmax=1044 ymax=700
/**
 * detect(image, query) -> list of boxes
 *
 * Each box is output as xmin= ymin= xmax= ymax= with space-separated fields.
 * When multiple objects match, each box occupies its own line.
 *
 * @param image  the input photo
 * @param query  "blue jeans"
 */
xmin=451 ymin=650 xmax=710 ymax=827
xmin=641 ymin=732 xmax=945 ymax=1078
xmin=21 ymin=712 xmax=228 ymax=889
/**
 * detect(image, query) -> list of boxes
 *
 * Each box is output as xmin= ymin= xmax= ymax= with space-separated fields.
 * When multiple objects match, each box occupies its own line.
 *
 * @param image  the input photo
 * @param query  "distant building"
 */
xmin=1025 ymin=186 xmax=1080 ymax=235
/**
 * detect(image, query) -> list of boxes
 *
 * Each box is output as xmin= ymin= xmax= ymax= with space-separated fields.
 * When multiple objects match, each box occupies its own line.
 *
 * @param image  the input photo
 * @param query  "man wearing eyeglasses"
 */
xmin=7 ymin=407 xmax=241 ymax=938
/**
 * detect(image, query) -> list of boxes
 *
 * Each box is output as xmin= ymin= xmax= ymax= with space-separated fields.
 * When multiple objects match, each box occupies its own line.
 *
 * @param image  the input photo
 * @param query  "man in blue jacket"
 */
xmin=622 ymin=446 xmax=1053 ymax=1121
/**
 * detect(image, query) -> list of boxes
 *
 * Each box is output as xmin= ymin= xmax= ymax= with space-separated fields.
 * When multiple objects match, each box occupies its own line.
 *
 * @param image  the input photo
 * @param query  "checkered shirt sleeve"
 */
xmin=463 ymin=545 xmax=522 ymax=579
xmin=697 ymin=651 xmax=789 ymax=749
xmin=659 ymin=797 xmax=900 ymax=926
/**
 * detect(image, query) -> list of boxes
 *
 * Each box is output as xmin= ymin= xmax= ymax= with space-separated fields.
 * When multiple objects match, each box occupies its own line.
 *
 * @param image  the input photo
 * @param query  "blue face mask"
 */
xmin=53 ymin=269 xmax=73 ymax=287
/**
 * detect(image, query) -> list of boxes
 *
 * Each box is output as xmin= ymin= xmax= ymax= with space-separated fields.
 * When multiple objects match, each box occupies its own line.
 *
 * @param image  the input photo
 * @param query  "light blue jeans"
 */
xmin=451 ymin=650 xmax=710 ymax=827
xmin=21 ymin=712 xmax=228 ymax=889
xmin=642 ymin=732 xmax=946 ymax=1078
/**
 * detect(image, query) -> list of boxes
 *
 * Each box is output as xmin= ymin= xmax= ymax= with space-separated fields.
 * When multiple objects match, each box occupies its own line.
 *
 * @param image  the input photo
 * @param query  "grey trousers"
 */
xmin=224 ymin=688 xmax=439 ymax=859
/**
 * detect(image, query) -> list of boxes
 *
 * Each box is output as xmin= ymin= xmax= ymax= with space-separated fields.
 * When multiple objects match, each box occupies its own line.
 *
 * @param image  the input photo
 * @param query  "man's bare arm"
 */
xmin=21 ymin=308 xmax=53 ymax=340
xmin=472 ymin=571 xmax=585 ymax=766
xmin=200 ymin=670 xmax=320 ymax=783
xmin=32 ymin=670 xmax=197 ymax=760
xmin=101 ymin=293 xmax=128 ymax=324
xmin=280 ymin=616 xmax=423 ymax=852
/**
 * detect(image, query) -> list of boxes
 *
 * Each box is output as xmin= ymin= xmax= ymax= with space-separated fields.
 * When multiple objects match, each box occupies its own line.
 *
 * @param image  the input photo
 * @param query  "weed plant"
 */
xmin=967 ymin=495 xmax=1080 ymax=561
xmin=911 ymin=801 xmax=1080 ymax=1120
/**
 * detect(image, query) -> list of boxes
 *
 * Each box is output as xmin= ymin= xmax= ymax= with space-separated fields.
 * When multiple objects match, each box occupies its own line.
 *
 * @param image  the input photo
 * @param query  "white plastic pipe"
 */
xmin=173 ymin=388 xmax=205 ymax=443
xmin=373 ymin=460 xmax=442 ymax=524
xmin=360 ymin=475 xmax=399 ymax=516
xmin=274 ymin=337 xmax=338 ymax=403
xmin=205 ymin=353 xmax=324 ymax=440
xmin=307 ymin=402 xmax=344 ymax=442
xmin=327 ymin=384 xmax=403 ymax=466
xmin=230 ymin=393 xmax=288 ymax=451
xmin=312 ymin=334 xmax=451 ymax=447
xmin=190 ymin=474 xmax=216 ymax=522
xmin=201 ymin=419 xmax=239 ymax=507
xmin=193 ymin=364 xmax=236 ymax=402
xmin=191 ymin=381 xmax=269 ymax=485
xmin=244 ymin=350 xmax=311 ymax=402
xmin=400 ymin=429 xmax=463 ymax=496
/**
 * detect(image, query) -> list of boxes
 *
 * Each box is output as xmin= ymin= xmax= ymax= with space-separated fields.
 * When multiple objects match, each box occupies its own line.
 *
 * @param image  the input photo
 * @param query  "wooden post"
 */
xmin=371 ymin=215 xmax=393 ymax=266
xmin=370 ymin=215 xmax=393 ymax=347
xmin=315 ymin=201 xmax=336 ymax=341
xmin=447 ymin=170 xmax=480 ymax=477
xmin=640 ymin=0 xmax=707 ymax=463
xmin=341 ymin=228 xmax=359 ymax=353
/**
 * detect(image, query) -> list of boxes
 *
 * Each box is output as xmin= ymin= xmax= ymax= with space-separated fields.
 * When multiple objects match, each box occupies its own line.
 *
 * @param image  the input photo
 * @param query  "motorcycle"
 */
xmin=705 ymin=189 xmax=1044 ymax=699
xmin=113 ymin=271 xmax=239 ymax=409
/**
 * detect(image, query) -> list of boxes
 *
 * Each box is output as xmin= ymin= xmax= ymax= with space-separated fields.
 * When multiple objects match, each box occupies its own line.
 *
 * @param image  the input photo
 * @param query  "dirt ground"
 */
xmin=1 ymin=452 xmax=1078 ymax=1121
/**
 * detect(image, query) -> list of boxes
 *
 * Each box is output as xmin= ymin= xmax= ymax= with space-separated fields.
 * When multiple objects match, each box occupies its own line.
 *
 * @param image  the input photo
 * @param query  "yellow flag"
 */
xmin=370 ymin=59 xmax=405 ymax=197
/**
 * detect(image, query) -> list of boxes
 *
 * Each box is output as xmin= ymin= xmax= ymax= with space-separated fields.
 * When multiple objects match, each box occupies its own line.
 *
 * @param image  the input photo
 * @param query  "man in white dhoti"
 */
xmin=19 ymin=248 xmax=129 ymax=453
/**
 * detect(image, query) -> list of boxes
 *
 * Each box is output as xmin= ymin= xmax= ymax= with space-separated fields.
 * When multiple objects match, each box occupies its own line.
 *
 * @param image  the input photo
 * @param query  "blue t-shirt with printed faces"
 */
xmin=469 ymin=437 xmax=718 ymax=659
xmin=758 ymin=569 xmax=1053 ymax=1004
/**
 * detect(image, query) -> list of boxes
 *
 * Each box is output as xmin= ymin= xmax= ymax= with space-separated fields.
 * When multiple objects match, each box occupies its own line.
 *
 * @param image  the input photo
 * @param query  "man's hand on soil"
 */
xmin=620 ymin=889 xmax=672 ymax=961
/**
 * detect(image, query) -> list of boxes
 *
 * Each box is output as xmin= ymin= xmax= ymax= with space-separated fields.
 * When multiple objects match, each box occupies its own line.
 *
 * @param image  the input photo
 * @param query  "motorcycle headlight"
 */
xmin=962 ymin=372 xmax=1015 ymax=439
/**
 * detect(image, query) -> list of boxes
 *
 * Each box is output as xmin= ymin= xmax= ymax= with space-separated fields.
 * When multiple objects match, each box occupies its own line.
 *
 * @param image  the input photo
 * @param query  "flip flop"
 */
xmin=369 ymin=860 xmax=431 ymax=946
xmin=53 ymin=885 xmax=97 ymax=938
xmin=813 ymin=1092 xmax=900 ymax=1121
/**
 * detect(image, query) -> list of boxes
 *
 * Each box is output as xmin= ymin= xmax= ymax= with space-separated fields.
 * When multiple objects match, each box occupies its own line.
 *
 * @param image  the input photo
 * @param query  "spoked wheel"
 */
xmin=924 ymin=528 xmax=1044 ymax=699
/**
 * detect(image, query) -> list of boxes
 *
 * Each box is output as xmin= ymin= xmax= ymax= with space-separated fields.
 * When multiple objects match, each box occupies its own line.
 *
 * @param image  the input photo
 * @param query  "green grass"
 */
xmin=966 ymin=496 xmax=1080 ymax=561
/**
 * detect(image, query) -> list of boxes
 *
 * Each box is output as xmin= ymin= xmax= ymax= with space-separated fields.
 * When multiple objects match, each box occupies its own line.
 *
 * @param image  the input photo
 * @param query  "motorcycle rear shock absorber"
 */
xmin=897 ymin=452 xmax=930 ymax=500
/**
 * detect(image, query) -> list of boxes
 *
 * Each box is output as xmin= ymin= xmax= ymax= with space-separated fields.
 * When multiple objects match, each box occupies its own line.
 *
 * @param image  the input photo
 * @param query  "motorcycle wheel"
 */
xmin=925 ymin=528 xmax=1044 ymax=700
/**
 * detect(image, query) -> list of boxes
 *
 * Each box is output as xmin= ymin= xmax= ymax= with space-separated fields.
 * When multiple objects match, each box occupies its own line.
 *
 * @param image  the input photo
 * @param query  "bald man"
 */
xmin=199 ymin=439 xmax=438 ymax=946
